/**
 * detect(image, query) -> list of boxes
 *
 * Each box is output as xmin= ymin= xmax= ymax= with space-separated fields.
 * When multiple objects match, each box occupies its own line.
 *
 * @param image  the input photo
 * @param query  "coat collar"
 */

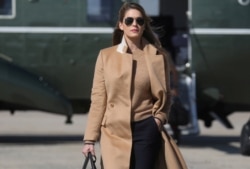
xmin=116 ymin=36 xmax=128 ymax=54
xmin=116 ymin=36 xmax=158 ymax=55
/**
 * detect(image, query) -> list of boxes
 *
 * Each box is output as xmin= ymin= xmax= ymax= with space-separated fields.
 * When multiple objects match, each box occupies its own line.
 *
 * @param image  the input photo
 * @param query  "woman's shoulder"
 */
xmin=99 ymin=45 xmax=119 ymax=56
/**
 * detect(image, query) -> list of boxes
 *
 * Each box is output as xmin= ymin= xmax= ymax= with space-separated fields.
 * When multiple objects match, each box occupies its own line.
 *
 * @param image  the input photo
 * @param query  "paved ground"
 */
xmin=0 ymin=110 xmax=250 ymax=169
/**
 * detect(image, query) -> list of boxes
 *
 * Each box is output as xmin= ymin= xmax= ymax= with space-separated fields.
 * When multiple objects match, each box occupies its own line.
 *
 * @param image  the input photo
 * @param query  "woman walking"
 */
xmin=82 ymin=2 xmax=187 ymax=169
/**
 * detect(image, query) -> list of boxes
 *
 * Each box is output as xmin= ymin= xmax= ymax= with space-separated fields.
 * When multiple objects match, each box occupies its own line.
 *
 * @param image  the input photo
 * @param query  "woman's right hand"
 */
xmin=82 ymin=144 xmax=95 ymax=157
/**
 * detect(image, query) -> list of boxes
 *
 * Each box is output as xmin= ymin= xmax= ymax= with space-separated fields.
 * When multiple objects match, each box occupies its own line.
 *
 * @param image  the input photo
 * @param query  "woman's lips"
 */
xmin=131 ymin=29 xmax=139 ymax=33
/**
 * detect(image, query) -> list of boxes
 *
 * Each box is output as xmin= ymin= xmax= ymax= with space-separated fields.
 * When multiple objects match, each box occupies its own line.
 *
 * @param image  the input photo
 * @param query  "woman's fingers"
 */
xmin=154 ymin=118 xmax=163 ymax=131
xmin=82 ymin=144 xmax=95 ymax=157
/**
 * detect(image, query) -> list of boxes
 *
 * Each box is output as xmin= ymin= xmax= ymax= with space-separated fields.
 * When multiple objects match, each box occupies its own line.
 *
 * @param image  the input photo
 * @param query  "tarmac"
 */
xmin=0 ymin=110 xmax=250 ymax=169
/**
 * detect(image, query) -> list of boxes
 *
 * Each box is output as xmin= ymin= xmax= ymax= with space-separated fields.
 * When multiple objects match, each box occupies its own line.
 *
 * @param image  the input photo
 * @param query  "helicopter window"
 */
xmin=87 ymin=0 xmax=113 ymax=23
xmin=0 ymin=0 xmax=15 ymax=19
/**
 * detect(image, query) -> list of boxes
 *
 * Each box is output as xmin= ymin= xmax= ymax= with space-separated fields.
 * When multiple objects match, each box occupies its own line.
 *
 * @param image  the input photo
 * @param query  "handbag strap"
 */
xmin=82 ymin=152 xmax=97 ymax=169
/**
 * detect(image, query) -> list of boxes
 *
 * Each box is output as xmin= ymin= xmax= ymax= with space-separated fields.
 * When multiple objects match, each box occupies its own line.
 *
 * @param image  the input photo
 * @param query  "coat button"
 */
xmin=110 ymin=103 xmax=114 ymax=107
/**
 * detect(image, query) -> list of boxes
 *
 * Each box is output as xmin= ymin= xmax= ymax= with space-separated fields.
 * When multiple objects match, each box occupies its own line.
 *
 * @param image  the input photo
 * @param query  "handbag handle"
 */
xmin=82 ymin=152 xmax=97 ymax=169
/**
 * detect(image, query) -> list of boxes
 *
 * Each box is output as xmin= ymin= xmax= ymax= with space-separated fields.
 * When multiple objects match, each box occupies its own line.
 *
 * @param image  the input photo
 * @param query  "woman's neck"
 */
xmin=124 ymin=36 xmax=142 ymax=52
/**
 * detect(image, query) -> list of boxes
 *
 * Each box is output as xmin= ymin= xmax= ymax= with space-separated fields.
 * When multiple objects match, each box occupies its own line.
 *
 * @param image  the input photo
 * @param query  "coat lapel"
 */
xmin=117 ymin=37 xmax=167 ymax=98
xmin=116 ymin=37 xmax=167 ymax=113
xmin=143 ymin=42 xmax=167 ymax=97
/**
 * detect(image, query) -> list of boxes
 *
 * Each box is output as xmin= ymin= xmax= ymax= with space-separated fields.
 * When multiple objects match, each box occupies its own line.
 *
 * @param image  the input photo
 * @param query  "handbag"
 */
xmin=82 ymin=152 xmax=97 ymax=169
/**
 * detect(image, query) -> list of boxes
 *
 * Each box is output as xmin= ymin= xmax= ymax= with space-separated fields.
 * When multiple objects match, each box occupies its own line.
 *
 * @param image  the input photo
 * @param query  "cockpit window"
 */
xmin=0 ymin=0 xmax=16 ymax=19
xmin=87 ymin=0 xmax=113 ymax=23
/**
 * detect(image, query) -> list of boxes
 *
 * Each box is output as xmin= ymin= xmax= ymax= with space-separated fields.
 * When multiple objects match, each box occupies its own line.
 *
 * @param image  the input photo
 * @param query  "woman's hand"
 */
xmin=154 ymin=118 xmax=163 ymax=131
xmin=82 ymin=144 xmax=95 ymax=157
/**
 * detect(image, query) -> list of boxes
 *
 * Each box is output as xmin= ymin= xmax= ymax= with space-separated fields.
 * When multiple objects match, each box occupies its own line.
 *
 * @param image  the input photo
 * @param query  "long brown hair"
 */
xmin=112 ymin=2 xmax=165 ymax=55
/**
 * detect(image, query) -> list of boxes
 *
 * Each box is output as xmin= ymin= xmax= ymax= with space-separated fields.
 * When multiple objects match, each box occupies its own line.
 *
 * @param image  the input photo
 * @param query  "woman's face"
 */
xmin=119 ymin=9 xmax=145 ymax=40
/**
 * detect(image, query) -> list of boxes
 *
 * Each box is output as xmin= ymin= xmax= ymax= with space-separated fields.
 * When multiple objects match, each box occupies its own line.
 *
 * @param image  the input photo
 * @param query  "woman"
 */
xmin=82 ymin=2 xmax=187 ymax=169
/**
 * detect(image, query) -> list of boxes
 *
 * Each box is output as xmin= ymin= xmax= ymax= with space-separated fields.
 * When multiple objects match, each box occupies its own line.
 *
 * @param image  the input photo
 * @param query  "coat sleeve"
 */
xmin=154 ymin=53 xmax=172 ymax=124
xmin=83 ymin=50 xmax=107 ymax=141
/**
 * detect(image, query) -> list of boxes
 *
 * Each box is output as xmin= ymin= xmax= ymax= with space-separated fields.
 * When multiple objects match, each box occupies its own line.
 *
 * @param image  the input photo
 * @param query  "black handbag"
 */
xmin=82 ymin=152 xmax=97 ymax=169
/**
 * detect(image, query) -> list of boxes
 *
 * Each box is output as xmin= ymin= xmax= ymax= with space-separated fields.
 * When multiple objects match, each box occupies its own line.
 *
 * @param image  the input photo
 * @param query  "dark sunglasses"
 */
xmin=124 ymin=17 xmax=145 ymax=26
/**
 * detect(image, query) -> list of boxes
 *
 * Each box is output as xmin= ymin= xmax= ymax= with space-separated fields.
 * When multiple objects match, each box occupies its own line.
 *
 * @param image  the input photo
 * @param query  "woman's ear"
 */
xmin=119 ymin=22 xmax=124 ymax=31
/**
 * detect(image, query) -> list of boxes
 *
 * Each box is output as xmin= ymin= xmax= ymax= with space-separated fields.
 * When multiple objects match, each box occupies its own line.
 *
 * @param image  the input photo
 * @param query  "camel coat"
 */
xmin=84 ymin=37 xmax=188 ymax=169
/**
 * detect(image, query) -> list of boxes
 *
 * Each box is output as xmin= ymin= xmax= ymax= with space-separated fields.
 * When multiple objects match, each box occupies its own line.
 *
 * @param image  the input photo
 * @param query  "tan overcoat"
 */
xmin=84 ymin=37 xmax=188 ymax=169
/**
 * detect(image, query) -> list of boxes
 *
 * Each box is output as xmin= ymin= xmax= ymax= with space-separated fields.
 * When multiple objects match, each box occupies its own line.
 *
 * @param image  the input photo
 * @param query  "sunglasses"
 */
xmin=124 ymin=17 xmax=145 ymax=26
